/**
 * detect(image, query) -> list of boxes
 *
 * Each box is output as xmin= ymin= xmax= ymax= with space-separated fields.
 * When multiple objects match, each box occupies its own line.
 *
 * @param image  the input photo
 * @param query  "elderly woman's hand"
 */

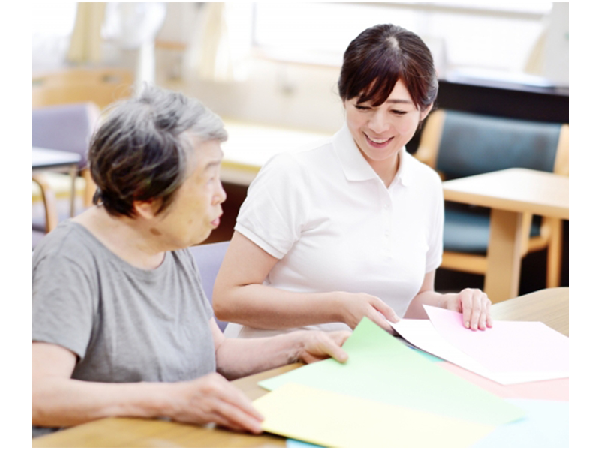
xmin=446 ymin=288 xmax=493 ymax=331
xmin=170 ymin=373 xmax=264 ymax=434
xmin=295 ymin=330 xmax=351 ymax=364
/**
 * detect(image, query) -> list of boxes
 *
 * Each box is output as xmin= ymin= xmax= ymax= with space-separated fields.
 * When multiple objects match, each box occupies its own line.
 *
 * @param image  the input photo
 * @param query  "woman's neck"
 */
xmin=73 ymin=207 xmax=166 ymax=270
xmin=368 ymin=152 xmax=401 ymax=188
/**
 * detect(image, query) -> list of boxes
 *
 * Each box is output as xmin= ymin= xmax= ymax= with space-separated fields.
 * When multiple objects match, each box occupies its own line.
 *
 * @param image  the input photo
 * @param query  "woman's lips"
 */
xmin=365 ymin=133 xmax=393 ymax=148
xmin=211 ymin=216 xmax=221 ymax=227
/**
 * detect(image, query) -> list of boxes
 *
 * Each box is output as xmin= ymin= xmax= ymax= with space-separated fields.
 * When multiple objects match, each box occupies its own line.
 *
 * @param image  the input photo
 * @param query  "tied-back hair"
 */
xmin=89 ymin=85 xmax=227 ymax=218
xmin=338 ymin=24 xmax=438 ymax=111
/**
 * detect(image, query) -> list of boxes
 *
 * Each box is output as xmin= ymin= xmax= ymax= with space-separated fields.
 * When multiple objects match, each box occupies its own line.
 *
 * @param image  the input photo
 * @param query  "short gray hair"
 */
xmin=89 ymin=85 xmax=227 ymax=217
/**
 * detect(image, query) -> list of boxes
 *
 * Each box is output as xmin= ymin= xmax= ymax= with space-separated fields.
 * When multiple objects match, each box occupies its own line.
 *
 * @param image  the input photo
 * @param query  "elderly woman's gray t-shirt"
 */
xmin=33 ymin=220 xmax=216 ymax=400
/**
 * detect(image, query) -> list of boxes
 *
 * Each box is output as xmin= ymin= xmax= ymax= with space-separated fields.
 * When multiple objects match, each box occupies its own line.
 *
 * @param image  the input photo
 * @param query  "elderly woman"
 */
xmin=32 ymin=86 xmax=349 ymax=437
xmin=213 ymin=23 xmax=493 ymax=338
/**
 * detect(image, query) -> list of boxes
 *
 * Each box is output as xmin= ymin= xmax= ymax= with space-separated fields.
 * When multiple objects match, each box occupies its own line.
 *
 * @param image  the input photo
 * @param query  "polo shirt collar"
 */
xmin=395 ymin=148 xmax=414 ymax=188
xmin=333 ymin=123 xmax=413 ymax=187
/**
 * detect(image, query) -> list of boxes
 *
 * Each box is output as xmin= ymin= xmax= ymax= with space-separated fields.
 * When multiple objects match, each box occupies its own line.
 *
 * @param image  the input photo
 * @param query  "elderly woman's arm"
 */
xmin=211 ymin=319 xmax=350 ymax=380
xmin=32 ymin=342 xmax=263 ymax=433
xmin=32 ymin=322 xmax=350 ymax=433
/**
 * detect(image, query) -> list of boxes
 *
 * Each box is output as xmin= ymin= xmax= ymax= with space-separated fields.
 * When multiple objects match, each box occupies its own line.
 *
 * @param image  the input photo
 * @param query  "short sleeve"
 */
xmin=425 ymin=174 xmax=444 ymax=273
xmin=32 ymin=249 xmax=96 ymax=360
xmin=235 ymin=153 xmax=307 ymax=259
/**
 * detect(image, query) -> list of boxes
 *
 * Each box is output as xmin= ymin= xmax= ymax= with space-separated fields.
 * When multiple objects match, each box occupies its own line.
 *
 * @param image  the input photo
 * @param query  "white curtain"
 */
xmin=523 ymin=27 xmax=547 ymax=75
xmin=67 ymin=2 xmax=107 ymax=64
xmin=113 ymin=2 xmax=167 ymax=92
xmin=187 ymin=2 xmax=252 ymax=83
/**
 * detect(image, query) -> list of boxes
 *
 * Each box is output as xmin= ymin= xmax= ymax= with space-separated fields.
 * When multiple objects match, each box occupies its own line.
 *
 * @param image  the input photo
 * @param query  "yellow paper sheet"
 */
xmin=254 ymin=383 xmax=495 ymax=448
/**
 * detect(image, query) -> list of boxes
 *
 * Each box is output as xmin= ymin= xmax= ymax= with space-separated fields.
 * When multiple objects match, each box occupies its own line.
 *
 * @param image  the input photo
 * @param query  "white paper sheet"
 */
xmin=391 ymin=319 xmax=568 ymax=385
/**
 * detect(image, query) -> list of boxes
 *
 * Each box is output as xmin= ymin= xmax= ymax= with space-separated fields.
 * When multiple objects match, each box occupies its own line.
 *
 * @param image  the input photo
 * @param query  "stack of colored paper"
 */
xmin=391 ymin=306 xmax=569 ymax=385
xmin=253 ymin=318 xmax=527 ymax=448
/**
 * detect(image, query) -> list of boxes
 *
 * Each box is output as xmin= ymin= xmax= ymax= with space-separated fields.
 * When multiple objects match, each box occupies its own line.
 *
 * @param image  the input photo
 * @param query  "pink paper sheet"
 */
xmin=437 ymin=362 xmax=569 ymax=401
xmin=424 ymin=306 xmax=569 ymax=373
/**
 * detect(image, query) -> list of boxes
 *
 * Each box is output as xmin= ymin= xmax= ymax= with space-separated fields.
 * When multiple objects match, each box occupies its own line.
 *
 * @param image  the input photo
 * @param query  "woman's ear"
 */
xmin=133 ymin=200 xmax=158 ymax=220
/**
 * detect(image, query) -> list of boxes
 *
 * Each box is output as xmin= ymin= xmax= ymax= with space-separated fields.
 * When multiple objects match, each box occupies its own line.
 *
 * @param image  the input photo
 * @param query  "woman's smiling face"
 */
xmin=344 ymin=80 xmax=431 ymax=179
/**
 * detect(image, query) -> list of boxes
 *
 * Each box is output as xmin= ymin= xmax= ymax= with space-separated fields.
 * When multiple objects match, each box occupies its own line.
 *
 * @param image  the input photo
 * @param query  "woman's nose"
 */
xmin=214 ymin=181 xmax=227 ymax=204
xmin=367 ymin=110 xmax=389 ymax=134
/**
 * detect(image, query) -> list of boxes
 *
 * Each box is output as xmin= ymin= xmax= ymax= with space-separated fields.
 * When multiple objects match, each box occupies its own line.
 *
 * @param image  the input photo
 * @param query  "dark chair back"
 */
xmin=188 ymin=241 xmax=230 ymax=332
xmin=435 ymin=111 xmax=561 ymax=181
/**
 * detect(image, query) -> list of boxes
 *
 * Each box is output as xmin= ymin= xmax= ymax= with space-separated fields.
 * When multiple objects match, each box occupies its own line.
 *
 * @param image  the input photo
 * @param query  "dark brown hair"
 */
xmin=338 ymin=24 xmax=438 ymax=110
xmin=89 ymin=85 xmax=227 ymax=218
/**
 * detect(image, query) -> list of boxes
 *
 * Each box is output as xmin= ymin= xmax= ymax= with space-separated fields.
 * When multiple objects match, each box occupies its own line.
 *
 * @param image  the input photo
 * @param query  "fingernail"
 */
xmin=465 ymin=321 xmax=470 ymax=329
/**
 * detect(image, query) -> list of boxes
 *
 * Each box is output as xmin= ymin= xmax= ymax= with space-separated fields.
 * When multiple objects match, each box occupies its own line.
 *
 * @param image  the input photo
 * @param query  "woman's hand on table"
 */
xmin=446 ymin=288 xmax=493 ymax=331
xmin=170 ymin=373 xmax=264 ymax=434
xmin=296 ymin=330 xmax=351 ymax=364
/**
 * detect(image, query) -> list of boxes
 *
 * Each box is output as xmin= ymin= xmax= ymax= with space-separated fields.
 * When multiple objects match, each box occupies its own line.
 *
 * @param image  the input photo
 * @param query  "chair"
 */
xmin=32 ymin=102 xmax=101 ymax=234
xmin=415 ymin=109 xmax=569 ymax=288
xmin=32 ymin=67 xmax=133 ymax=111
xmin=32 ymin=174 xmax=58 ymax=249
xmin=188 ymin=241 xmax=230 ymax=331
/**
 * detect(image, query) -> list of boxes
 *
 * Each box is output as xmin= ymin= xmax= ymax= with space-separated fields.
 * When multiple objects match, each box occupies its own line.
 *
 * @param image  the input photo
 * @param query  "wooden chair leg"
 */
xmin=32 ymin=174 xmax=58 ymax=232
xmin=546 ymin=217 xmax=562 ymax=288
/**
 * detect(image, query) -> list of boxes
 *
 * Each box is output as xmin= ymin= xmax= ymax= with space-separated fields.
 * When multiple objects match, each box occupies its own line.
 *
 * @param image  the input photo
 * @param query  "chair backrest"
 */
xmin=32 ymin=68 xmax=133 ymax=111
xmin=188 ymin=241 xmax=230 ymax=332
xmin=434 ymin=110 xmax=562 ymax=181
xmin=32 ymin=103 xmax=100 ymax=170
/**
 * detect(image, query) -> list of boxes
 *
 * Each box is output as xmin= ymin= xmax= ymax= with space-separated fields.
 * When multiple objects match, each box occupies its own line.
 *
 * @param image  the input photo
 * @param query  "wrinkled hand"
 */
xmin=339 ymin=292 xmax=400 ymax=332
xmin=171 ymin=373 xmax=263 ymax=434
xmin=297 ymin=330 xmax=351 ymax=364
xmin=446 ymin=288 xmax=493 ymax=331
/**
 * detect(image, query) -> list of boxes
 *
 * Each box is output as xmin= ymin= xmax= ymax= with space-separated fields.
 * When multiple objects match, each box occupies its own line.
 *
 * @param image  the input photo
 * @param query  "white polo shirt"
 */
xmin=227 ymin=123 xmax=444 ymax=338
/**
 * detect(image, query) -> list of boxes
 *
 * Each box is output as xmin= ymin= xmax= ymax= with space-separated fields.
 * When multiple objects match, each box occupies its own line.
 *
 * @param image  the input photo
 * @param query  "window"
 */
xmin=32 ymin=2 xmax=77 ymax=71
xmin=252 ymin=2 xmax=553 ymax=75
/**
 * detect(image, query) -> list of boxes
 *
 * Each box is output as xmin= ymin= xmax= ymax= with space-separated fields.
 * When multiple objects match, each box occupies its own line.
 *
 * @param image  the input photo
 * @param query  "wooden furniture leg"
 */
xmin=484 ymin=209 xmax=524 ymax=303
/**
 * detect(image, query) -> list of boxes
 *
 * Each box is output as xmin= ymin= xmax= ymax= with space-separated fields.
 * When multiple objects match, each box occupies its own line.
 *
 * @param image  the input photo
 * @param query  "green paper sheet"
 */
xmin=260 ymin=318 xmax=524 ymax=426
xmin=254 ymin=383 xmax=495 ymax=448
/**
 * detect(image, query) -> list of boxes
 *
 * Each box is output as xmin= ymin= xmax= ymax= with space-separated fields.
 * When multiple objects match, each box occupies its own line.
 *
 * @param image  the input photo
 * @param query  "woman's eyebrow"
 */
xmin=386 ymin=99 xmax=412 ymax=104
xmin=204 ymin=160 xmax=222 ymax=171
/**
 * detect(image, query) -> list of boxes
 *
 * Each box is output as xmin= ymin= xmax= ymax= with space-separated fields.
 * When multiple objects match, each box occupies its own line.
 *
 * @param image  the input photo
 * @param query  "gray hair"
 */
xmin=89 ymin=85 xmax=227 ymax=217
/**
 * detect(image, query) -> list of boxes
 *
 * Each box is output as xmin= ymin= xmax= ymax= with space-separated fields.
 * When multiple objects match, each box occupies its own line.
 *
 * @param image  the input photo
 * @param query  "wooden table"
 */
xmin=32 ymin=147 xmax=81 ymax=217
xmin=33 ymin=287 xmax=568 ymax=448
xmin=443 ymin=168 xmax=569 ymax=303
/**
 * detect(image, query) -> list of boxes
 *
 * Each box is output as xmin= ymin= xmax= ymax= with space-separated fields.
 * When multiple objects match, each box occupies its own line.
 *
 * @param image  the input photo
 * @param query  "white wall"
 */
xmin=154 ymin=3 xmax=345 ymax=133
xmin=543 ymin=3 xmax=569 ymax=85
xmin=161 ymin=58 xmax=346 ymax=133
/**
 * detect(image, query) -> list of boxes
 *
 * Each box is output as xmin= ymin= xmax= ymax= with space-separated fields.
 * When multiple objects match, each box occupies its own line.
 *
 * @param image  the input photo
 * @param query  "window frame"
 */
xmin=249 ymin=2 xmax=553 ymax=72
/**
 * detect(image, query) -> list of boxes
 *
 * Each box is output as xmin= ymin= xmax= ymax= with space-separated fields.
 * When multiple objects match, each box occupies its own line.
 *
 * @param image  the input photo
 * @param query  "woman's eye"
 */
xmin=355 ymin=104 xmax=370 ymax=111
xmin=392 ymin=110 xmax=407 ymax=116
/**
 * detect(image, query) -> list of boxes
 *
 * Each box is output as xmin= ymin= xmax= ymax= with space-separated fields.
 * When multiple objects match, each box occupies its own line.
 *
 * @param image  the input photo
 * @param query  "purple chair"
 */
xmin=188 ymin=241 xmax=230 ymax=332
xmin=32 ymin=103 xmax=100 ymax=244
